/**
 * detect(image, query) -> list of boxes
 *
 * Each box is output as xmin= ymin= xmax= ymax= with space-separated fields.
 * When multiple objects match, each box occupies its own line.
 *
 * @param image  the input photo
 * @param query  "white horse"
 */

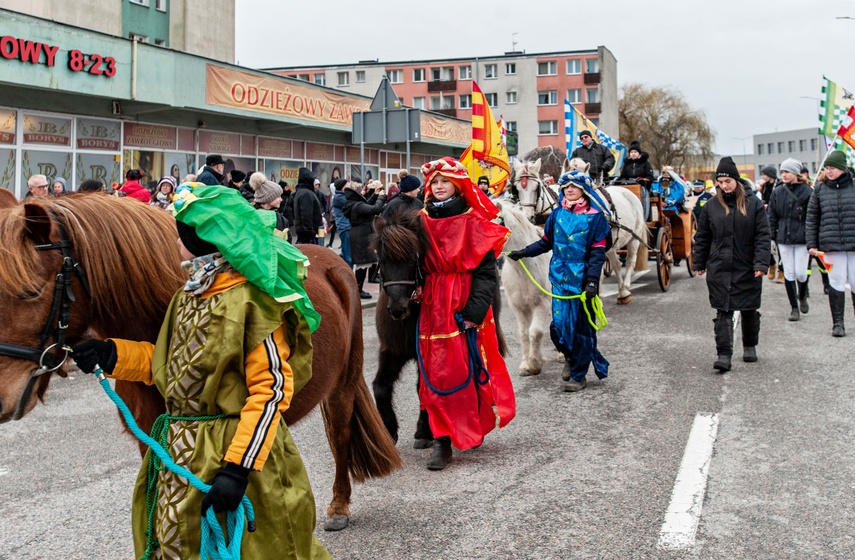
xmin=495 ymin=200 xmax=552 ymax=376
xmin=509 ymin=158 xmax=559 ymax=223
xmin=563 ymin=157 xmax=649 ymax=304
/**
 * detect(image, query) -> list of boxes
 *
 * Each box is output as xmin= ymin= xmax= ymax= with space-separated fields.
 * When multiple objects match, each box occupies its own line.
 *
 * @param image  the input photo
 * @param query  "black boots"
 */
xmin=713 ymin=311 xmax=733 ymax=372
xmin=797 ymin=281 xmax=810 ymax=314
xmin=785 ymin=280 xmax=800 ymax=321
xmin=355 ymin=268 xmax=371 ymax=299
xmin=426 ymin=436 xmax=452 ymax=470
xmin=829 ymin=288 xmax=846 ymax=337
xmin=741 ymin=310 xmax=760 ymax=362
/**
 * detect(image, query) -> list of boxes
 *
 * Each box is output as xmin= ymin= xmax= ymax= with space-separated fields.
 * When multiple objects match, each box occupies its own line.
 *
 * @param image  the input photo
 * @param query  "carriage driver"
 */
xmin=508 ymin=170 xmax=612 ymax=392
xmin=72 ymin=183 xmax=331 ymax=559
xmin=570 ymin=130 xmax=615 ymax=183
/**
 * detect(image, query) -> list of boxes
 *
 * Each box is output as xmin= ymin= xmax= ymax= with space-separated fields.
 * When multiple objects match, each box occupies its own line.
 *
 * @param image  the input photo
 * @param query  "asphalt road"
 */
xmin=1 ymin=265 xmax=853 ymax=559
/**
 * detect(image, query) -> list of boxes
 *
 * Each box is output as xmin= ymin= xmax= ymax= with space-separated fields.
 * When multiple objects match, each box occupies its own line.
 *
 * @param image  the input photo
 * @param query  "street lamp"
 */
xmin=733 ymin=136 xmax=749 ymax=173
xmin=800 ymin=96 xmax=822 ymax=172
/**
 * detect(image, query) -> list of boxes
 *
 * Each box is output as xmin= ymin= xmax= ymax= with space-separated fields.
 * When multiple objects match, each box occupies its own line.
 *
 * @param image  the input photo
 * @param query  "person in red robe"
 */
xmin=417 ymin=157 xmax=515 ymax=471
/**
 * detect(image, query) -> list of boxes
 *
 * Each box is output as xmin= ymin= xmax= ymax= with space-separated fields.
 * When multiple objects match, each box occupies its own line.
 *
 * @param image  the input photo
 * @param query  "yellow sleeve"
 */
xmin=108 ymin=338 xmax=155 ymax=385
xmin=224 ymin=325 xmax=294 ymax=471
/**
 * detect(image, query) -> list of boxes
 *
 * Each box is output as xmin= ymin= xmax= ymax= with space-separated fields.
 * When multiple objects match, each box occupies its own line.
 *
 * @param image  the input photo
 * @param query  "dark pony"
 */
xmin=371 ymin=209 xmax=507 ymax=446
xmin=0 ymin=194 xmax=401 ymax=531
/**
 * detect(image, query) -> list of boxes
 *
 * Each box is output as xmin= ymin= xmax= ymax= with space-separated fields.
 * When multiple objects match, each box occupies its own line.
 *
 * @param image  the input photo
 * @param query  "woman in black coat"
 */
xmin=343 ymin=181 xmax=386 ymax=298
xmin=693 ymin=157 xmax=771 ymax=373
xmin=619 ymin=140 xmax=655 ymax=220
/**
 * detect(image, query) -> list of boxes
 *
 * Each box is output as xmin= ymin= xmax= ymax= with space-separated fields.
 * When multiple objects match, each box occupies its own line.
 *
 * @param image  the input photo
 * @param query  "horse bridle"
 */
xmin=516 ymin=171 xmax=557 ymax=221
xmin=379 ymin=254 xmax=424 ymax=302
xmin=0 ymin=213 xmax=91 ymax=419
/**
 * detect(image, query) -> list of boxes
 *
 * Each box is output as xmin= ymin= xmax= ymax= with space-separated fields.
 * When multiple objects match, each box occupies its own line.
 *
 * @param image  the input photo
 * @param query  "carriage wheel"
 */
xmin=686 ymin=214 xmax=697 ymax=277
xmin=656 ymin=228 xmax=673 ymax=292
xmin=603 ymin=257 xmax=613 ymax=277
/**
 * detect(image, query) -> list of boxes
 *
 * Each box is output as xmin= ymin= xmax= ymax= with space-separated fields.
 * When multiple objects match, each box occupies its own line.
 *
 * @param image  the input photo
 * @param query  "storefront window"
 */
xmin=77 ymin=118 xmax=121 ymax=151
xmin=0 ymin=148 xmax=15 ymax=192
xmin=0 ymin=111 xmax=16 ymax=145
xmin=20 ymin=149 xmax=73 ymax=192
xmin=22 ymin=114 xmax=71 ymax=147
xmin=76 ymin=152 xmax=121 ymax=188
xmin=262 ymin=159 xmax=303 ymax=185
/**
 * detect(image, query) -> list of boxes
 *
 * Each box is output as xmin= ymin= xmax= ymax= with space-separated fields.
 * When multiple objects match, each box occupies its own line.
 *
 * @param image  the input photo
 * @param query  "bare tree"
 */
xmin=619 ymin=83 xmax=715 ymax=173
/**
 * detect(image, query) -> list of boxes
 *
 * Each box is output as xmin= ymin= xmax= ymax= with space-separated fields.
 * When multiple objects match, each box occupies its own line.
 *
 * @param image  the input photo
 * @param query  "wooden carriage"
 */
xmin=617 ymin=182 xmax=696 ymax=291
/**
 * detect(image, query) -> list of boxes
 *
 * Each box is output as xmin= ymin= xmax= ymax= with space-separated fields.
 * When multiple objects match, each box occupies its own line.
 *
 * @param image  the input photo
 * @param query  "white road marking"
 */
xmin=658 ymin=413 xmax=720 ymax=550
xmin=0 ymin=465 xmax=9 ymax=477
xmin=600 ymin=270 xmax=650 ymax=298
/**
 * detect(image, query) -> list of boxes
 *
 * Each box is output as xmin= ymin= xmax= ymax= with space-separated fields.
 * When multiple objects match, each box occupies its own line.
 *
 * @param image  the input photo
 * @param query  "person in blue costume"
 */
xmin=507 ymin=170 xmax=612 ymax=392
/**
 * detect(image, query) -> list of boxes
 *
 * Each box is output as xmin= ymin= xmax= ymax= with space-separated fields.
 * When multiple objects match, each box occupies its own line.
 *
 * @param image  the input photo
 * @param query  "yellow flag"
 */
xmin=461 ymin=81 xmax=510 ymax=196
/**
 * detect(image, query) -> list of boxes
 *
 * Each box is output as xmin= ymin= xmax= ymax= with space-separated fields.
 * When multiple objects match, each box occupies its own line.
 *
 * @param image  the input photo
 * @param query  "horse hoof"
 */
xmin=617 ymin=295 xmax=632 ymax=305
xmin=324 ymin=514 xmax=349 ymax=531
xmin=519 ymin=370 xmax=540 ymax=377
xmin=413 ymin=438 xmax=434 ymax=449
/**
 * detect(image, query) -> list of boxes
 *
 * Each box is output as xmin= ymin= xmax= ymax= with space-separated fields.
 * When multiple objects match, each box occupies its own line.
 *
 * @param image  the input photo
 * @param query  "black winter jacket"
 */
xmin=693 ymin=192 xmax=771 ymax=311
xmin=570 ymin=141 xmax=615 ymax=179
xmin=343 ymin=188 xmax=386 ymax=265
xmin=424 ymin=196 xmax=497 ymax=324
xmin=196 ymin=166 xmax=225 ymax=187
xmin=767 ymin=181 xmax=812 ymax=245
xmin=381 ymin=194 xmax=424 ymax=219
xmin=805 ymin=171 xmax=855 ymax=252
xmin=618 ymin=152 xmax=655 ymax=186
xmin=292 ymin=168 xmax=323 ymax=244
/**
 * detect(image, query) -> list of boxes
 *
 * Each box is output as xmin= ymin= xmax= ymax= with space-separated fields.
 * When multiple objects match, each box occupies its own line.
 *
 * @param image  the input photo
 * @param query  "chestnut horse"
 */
xmin=371 ymin=209 xmax=507 ymax=446
xmin=0 ymin=193 xmax=401 ymax=531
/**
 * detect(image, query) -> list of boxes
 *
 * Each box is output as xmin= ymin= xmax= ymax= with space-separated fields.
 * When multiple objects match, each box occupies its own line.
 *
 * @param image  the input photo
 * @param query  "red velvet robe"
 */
xmin=417 ymin=208 xmax=515 ymax=450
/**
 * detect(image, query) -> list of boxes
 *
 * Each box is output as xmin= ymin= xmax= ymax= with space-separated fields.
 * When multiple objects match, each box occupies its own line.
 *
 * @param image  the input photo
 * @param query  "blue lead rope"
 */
xmin=91 ymin=366 xmax=255 ymax=560
xmin=416 ymin=313 xmax=490 ymax=396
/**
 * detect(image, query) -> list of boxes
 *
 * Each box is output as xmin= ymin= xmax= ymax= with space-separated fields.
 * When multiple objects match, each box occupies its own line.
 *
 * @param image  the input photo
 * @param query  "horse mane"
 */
xmin=372 ymin=210 xmax=429 ymax=262
xmin=0 ymin=195 xmax=184 ymax=333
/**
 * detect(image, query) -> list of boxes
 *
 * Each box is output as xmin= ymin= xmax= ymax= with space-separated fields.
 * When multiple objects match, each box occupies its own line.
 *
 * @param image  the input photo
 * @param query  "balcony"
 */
xmin=427 ymin=79 xmax=457 ymax=92
xmin=434 ymin=108 xmax=457 ymax=118
xmin=585 ymin=102 xmax=601 ymax=115
xmin=583 ymin=72 xmax=601 ymax=85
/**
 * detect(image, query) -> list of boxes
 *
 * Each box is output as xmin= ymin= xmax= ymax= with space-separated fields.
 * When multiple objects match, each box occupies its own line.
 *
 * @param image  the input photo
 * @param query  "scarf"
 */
xmin=181 ymin=253 xmax=230 ymax=295
xmin=429 ymin=195 xmax=457 ymax=209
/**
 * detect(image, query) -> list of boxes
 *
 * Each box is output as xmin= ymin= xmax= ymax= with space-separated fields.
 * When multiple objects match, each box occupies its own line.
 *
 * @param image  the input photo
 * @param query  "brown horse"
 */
xmin=0 ymin=193 xmax=401 ymax=531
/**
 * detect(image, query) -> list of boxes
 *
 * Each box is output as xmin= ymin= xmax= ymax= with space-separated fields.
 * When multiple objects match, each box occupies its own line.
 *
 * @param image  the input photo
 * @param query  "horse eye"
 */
xmin=18 ymin=287 xmax=44 ymax=300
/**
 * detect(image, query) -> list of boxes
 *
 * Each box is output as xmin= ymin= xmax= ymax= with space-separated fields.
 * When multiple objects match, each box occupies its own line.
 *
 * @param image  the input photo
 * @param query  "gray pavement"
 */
xmin=1 ymin=264 xmax=853 ymax=559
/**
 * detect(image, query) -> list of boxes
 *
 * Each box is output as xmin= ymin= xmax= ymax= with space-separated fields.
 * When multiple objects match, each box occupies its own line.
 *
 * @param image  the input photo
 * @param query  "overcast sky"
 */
xmin=235 ymin=0 xmax=854 ymax=159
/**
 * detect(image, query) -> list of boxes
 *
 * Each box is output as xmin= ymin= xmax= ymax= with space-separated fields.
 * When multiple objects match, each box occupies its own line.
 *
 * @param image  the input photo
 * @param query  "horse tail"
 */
xmin=492 ymin=276 xmax=509 ymax=357
xmin=635 ymin=241 xmax=649 ymax=271
xmin=328 ymin=377 xmax=404 ymax=482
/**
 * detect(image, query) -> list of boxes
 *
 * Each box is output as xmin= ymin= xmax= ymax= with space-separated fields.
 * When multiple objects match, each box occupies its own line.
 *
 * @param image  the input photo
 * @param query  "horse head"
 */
xmin=0 ymin=196 xmax=183 ymax=422
xmin=372 ymin=210 xmax=428 ymax=320
xmin=510 ymin=158 xmax=544 ymax=221
xmin=564 ymin=157 xmax=591 ymax=174
xmin=0 ymin=188 xmax=18 ymax=209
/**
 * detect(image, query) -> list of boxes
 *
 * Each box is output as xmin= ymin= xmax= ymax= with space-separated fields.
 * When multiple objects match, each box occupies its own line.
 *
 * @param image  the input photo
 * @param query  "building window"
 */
xmin=505 ymin=63 xmax=516 ymax=75
xmin=567 ymin=89 xmax=582 ymax=103
xmin=484 ymin=64 xmax=497 ymax=79
xmin=788 ymin=140 xmax=796 ymax=152
xmin=459 ymin=94 xmax=472 ymax=109
xmin=295 ymin=73 xmax=309 ymax=81
xmin=538 ymin=120 xmax=558 ymax=135
xmin=412 ymin=97 xmax=426 ymax=109
xmin=355 ymin=70 xmax=365 ymax=83
xmin=812 ymin=161 xmax=817 ymax=172
xmin=413 ymin=68 xmax=425 ymax=82
xmin=485 ymin=93 xmax=498 ymax=107
xmin=537 ymin=90 xmax=558 ymax=105
xmin=155 ymin=0 xmax=166 ymax=10
xmin=506 ymin=91 xmax=518 ymax=104
xmin=129 ymin=0 xmax=150 ymax=5
xmin=810 ymin=138 xmax=817 ymax=151
xmin=767 ymin=142 xmax=774 ymax=154
xmin=777 ymin=141 xmax=785 ymax=153
xmin=431 ymin=67 xmax=453 ymax=81
xmin=566 ymin=59 xmax=581 ymax=75
xmin=337 ymin=72 xmax=349 ymax=87
xmin=537 ymin=61 xmax=557 ymax=76
xmin=757 ymin=144 xmax=764 ymax=155
xmin=586 ymin=88 xmax=598 ymax=103
xmin=387 ymin=69 xmax=403 ymax=84
xmin=459 ymin=65 xmax=472 ymax=80
xmin=799 ymin=139 xmax=806 ymax=151
xmin=506 ymin=121 xmax=517 ymax=132
xmin=429 ymin=96 xmax=454 ymax=110
xmin=314 ymin=74 xmax=326 ymax=86
xmin=586 ymin=59 xmax=599 ymax=73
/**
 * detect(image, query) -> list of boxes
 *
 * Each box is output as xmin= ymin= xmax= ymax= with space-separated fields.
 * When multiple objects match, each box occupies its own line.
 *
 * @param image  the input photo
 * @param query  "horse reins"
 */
xmin=0 ymin=213 xmax=91 ymax=420
xmin=379 ymin=254 xmax=424 ymax=302
xmin=516 ymin=172 xmax=558 ymax=221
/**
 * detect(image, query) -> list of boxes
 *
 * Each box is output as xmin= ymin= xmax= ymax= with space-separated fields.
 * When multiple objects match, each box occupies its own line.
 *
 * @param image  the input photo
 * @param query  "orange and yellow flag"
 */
xmin=461 ymin=81 xmax=510 ymax=196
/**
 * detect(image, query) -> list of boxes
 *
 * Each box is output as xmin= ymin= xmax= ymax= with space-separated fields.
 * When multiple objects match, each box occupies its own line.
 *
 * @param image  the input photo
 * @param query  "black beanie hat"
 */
xmin=334 ymin=178 xmax=348 ymax=190
xmin=477 ymin=175 xmax=489 ymax=185
xmin=629 ymin=140 xmax=642 ymax=153
xmin=715 ymin=156 xmax=741 ymax=181
xmin=760 ymin=165 xmax=777 ymax=179
xmin=176 ymin=221 xmax=218 ymax=258
xmin=278 ymin=180 xmax=289 ymax=189
xmin=399 ymin=174 xmax=420 ymax=193
xmin=230 ymin=169 xmax=246 ymax=183
xmin=579 ymin=130 xmax=592 ymax=138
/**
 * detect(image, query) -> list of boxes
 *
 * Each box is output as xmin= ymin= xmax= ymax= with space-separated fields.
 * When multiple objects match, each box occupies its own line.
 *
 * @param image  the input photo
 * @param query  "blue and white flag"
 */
xmin=596 ymin=129 xmax=627 ymax=173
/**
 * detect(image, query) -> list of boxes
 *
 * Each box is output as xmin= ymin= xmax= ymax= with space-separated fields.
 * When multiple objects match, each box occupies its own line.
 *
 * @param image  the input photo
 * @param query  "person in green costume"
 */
xmin=72 ymin=183 xmax=331 ymax=560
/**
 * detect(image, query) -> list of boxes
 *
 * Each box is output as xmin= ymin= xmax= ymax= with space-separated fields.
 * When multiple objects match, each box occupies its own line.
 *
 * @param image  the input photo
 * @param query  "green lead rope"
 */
xmin=507 ymin=254 xmax=609 ymax=331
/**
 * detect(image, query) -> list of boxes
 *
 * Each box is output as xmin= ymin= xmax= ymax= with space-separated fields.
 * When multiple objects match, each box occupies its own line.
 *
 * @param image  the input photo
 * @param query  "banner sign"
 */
xmin=419 ymin=113 xmax=470 ymax=147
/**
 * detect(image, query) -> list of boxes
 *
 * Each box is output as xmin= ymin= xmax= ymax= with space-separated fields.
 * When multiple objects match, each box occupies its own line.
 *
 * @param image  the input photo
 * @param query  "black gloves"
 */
xmin=201 ymin=463 xmax=251 ymax=514
xmin=507 ymin=250 xmax=526 ymax=261
xmin=71 ymin=339 xmax=117 ymax=374
xmin=585 ymin=281 xmax=599 ymax=300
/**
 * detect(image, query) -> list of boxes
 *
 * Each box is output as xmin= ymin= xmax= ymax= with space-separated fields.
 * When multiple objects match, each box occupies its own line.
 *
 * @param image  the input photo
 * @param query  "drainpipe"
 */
xmin=131 ymin=39 xmax=138 ymax=100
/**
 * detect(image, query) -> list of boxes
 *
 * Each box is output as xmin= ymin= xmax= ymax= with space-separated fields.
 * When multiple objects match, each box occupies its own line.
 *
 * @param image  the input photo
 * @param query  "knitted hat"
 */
xmin=399 ymin=173 xmax=420 ymax=193
xmin=579 ymin=130 xmax=592 ymax=138
xmin=629 ymin=140 xmax=642 ymax=153
xmin=205 ymin=154 xmax=225 ymax=166
xmin=53 ymin=177 xmax=67 ymax=189
xmin=230 ymin=169 xmax=246 ymax=183
xmin=249 ymin=172 xmax=283 ymax=205
xmin=334 ymin=178 xmax=348 ymax=190
xmin=157 ymin=176 xmax=178 ymax=191
xmin=779 ymin=158 xmax=802 ymax=176
xmin=761 ymin=165 xmax=777 ymax=179
xmin=715 ymin=157 xmax=741 ymax=181
xmin=825 ymin=150 xmax=848 ymax=171
xmin=170 ymin=182 xmax=320 ymax=332
xmin=477 ymin=175 xmax=489 ymax=185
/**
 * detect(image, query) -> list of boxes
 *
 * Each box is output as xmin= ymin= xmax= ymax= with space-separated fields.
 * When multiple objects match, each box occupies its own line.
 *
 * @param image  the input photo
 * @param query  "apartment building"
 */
xmin=753 ymin=128 xmax=825 ymax=176
xmin=267 ymin=47 xmax=619 ymax=154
